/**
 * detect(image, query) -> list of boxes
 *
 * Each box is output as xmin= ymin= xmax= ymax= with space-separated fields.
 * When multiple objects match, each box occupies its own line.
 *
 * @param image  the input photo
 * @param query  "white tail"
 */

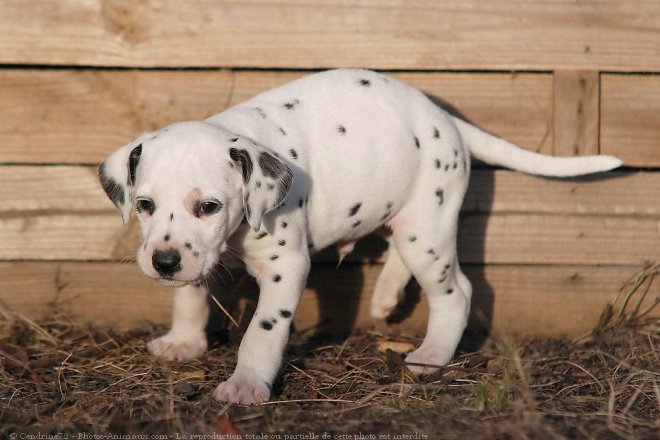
xmin=453 ymin=116 xmax=622 ymax=177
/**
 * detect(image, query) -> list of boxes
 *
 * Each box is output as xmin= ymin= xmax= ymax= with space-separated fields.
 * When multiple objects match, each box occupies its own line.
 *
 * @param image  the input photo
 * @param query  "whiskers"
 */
xmin=118 ymin=255 xmax=137 ymax=265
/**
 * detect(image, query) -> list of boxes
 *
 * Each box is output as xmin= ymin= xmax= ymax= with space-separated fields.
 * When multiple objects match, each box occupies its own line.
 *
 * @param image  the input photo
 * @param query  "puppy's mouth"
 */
xmin=155 ymin=275 xmax=205 ymax=288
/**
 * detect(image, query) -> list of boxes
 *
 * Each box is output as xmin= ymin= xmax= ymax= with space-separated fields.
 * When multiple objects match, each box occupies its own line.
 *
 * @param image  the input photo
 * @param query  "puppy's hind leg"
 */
xmin=370 ymin=236 xmax=412 ymax=320
xmin=390 ymin=185 xmax=472 ymax=374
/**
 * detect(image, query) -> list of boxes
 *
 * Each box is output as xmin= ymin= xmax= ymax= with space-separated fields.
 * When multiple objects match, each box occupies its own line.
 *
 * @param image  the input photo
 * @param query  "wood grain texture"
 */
xmin=2 ymin=168 xmax=654 ymax=263
xmin=1 ymin=1 xmax=659 ymax=71
xmin=1 ymin=262 xmax=656 ymax=338
xmin=1 ymin=211 xmax=656 ymax=265
xmin=5 ymin=168 xmax=654 ymax=216
xmin=601 ymin=74 xmax=660 ymax=167
xmin=0 ymin=70 xmax=552 ymax=163
xmin=553 ymin=71 xmax=600 ymax=157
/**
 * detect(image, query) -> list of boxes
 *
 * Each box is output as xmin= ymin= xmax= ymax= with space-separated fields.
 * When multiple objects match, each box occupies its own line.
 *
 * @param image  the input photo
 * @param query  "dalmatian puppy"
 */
xmin=99 ymin=69 xmax=621 ymax=405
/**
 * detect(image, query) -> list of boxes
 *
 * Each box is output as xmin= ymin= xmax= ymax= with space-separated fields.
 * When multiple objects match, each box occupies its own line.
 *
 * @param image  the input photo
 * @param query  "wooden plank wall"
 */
xmin=0 ymin=0 xmax=658 ymax=339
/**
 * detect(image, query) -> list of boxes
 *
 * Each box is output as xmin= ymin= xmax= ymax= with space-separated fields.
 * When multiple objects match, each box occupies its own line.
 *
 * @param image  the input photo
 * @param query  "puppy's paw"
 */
xmin=147 ymin=331 xmax=207 ymax=361
xmin=213 ymin=378 xmax=270 ymax=405
xmin=404 ymin=345 xmax=453 ymax=374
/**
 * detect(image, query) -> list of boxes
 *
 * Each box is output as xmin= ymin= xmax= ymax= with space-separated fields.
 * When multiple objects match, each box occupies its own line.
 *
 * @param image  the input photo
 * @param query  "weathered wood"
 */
xmin=601 ymin=74 xmax=660 ymax=167
xmin=1 ymin=167 xmax=655 ymax=263
xmin=1 ymin=1 xmax=659 ymax=71
xmin=0 ymin=70 xmax=552 ymax=163
xmin=1 ymin=211 xmax=656 ymax=265
xmin=3 ymin=168 xmax=653 ymax=216
xmin=553 ymin=71 xmax=600 ymax=157
xmin=0 ymin=262 xmax=656 ymax=338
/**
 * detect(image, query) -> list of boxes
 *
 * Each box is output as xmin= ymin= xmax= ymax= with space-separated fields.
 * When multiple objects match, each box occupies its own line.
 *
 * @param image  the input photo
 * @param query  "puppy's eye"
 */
xmin=197 ymin=200 xmax=223 ymax=216
xmin=136 ymin=198 xmax=155 ymax=215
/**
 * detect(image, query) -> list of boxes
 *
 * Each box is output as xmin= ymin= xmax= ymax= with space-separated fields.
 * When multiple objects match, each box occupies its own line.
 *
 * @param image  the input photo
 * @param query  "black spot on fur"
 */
xmin=278 ymin=127 xmax=287 ymax=136
xmin=435 ymin=159 xmax=442 ymax=169
xmin=230 ymin=137 xmax=239 ymax=143
xmin=270 ymin=255 xmax=279 ymax=261
xmin=258 ymin=152 xmax=288 ymax=179
xmin=267 ymin=183 xmax=275 ymax=190
xmin=408 ymin=236 xmax=417 ymax=242
xmin=427 ymin=248 xmax=436 ymax=255
xmin=446 ymin=288 xmax=454 ymax=295
xmin=298 ymin=198 xmax=304 ymax=208
xmin=273 ymin=274 xmax=282 ymax=282
xmin=433 ymin=127 xmax=441 ymax=139
xmin=352 ymin=220 xmax=362 ymax=228
xmin=444 ymin=164 xmax=450 ymax=171
xmin=256 ymin=181 xmax=262 ymax=188
xmin=438 ymin=276 xmax=447 ymax=284
xmin=255 ymin=231 xmax=268 ymax=240
xmin=281 ymin=221 xmax=288 ymax=228
xmin=169 ymin=213 xmax=174 ymax=222
xmin=414 ymin=136 xmax=420 ymax=149
xmin=279 ymin=310 xmax=292 ymax=318
xmin=193 ymin=251 xmax=200 ymax=258
xmin=229 ymin=148 xmax=253 ymax=184
xmin=445 ymin=264 xmax=451 ymax=270
xmin=359 ymin=78 xmax=371 ymax=87
xmin=128 ymin=144 xmax=142 ymax=186
xmin=260 ymin=320 xmax=273 ymax=330
xmin=278 ymin=240 xmax=286 ymax=246
xmin=435 ymin=189 xmax=444 ymax=205
xmin=164 ymin=235 xmax=170 ymax=242
xmin=185 ymin=242 xmax=192 ymax=250
xmin=98 ymin=163 xmax=125 ymax=207
xmin=254 ymin=108 xmax=267 ymax=119
xmin=453 ymin=162 xmax=458 ymax=169
xmin=289 ymin=149 xmax=298 ymax=159
xmin=338 ymin=125 xmax=347 ymax=134
xmin=283 ymin=99 xmax=299 ymax=110
xmin=349 ymin=203 xmax=362 ymax=217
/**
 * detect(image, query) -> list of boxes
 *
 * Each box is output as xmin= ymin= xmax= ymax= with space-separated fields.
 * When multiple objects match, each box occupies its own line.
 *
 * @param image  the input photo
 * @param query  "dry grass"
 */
xmin=0 ymin=264 xmax=658 ymax=439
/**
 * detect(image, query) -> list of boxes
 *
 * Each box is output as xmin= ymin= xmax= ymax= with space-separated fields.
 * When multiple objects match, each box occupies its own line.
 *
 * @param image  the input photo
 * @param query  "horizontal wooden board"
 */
xmin=3 ymin=168 xmax=654 ymax=216
xmin=0 ymin=262 xmax=656 ymax=338
xmin=601 ymin=74 xmax=660 ymax=167
xmin=0 ymin=70 xmax=553 ymax=163
xmin=1 ymin=167 xmax=656 ymax=264
xmin=1 ymin=210 xmax=656 ymax=266
xmin=1 ymin=1 xmax=659 ymax=71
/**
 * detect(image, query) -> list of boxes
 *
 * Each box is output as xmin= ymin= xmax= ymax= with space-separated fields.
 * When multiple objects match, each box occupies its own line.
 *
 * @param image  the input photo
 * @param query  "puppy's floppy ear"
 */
xmin=98 ymin=137 xmax=147 ymax=224
xmin=229 ymin=138 xmax=293 ymax=231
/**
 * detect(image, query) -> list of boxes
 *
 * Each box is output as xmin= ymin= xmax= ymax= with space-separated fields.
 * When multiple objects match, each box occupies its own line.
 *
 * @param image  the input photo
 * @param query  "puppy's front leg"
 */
xmin=147 ymin=283 xmax=209 ymax=361
xmin=213 ymin=253 xmax=310 ymax=404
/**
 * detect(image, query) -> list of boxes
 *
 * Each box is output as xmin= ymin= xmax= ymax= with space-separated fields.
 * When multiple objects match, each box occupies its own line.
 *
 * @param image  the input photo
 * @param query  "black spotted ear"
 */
xmin=99 ymin=139 xmax=146 ymax=224
xmin=229 ymin=140 xmax=293 ymax=231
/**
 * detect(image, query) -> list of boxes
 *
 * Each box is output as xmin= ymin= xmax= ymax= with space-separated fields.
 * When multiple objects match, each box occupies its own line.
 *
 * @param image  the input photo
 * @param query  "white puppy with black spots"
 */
xmin=99 ymin=69 xmax=621 ymax=405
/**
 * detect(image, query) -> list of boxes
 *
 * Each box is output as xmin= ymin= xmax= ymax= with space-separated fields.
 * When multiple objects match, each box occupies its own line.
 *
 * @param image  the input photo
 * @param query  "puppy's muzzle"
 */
xmin=152 ymin=248 xmax=182 ymax=277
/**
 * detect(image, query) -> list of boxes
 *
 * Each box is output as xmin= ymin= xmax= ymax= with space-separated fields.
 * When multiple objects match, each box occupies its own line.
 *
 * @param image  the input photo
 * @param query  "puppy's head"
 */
xmin=99 ymin=121 xmax=293 ymax=286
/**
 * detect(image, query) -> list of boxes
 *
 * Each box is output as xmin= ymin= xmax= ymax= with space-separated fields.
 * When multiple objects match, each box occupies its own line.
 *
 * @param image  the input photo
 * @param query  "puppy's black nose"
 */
xmin=152 ymin=249 xmax=181 ymax=276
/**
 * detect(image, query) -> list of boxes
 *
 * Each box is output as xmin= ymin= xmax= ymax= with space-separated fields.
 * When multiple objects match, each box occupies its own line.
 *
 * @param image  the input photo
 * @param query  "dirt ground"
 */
xmin=1 ymin=266 xmax=658 ymax=439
